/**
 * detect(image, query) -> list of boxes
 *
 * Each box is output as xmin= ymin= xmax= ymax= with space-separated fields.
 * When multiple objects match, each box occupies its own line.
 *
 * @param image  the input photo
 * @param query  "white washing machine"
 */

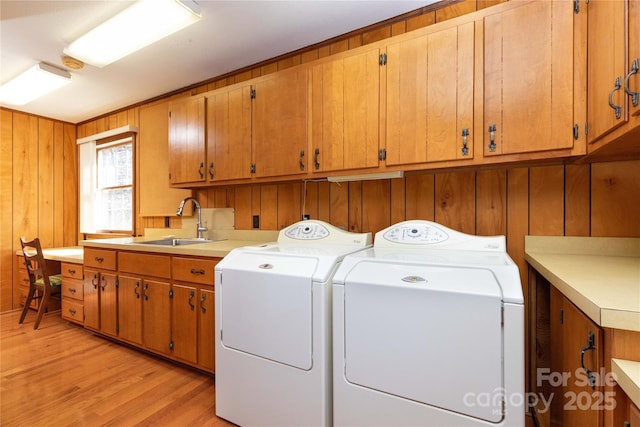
xmin=332 ymin=220 xmax=524 ymax=427
xmin=215 ymin=220 xmax=372 ymax=427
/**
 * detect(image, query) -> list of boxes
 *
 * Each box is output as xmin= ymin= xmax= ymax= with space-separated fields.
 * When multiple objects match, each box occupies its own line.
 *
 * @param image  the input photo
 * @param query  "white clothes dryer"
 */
xmin=332 ymin=220 xmax=524 ymax=426
xmin=215 ymin=220 xmax=372 ymax=426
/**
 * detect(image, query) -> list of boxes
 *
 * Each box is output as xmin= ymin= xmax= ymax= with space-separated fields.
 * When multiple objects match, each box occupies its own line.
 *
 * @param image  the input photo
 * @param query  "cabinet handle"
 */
xmin=94 ymin=256 xmax=104 ymax=263
xmin=144 ymin=282 xmax=149 ymax=301
xmin=69 ymin=287 xmax=76 ymax=294
xmin=200 ymin=293 xmax=207 ymax=314
xmin=100 ymin=276 xmax=106 ymax=291
xmin=625 ymin=58 xmax=639 ymax=107
xmin=314 ymin=148 xmax=320 ymax=170
xmin=67 ymin=268 xmax=76 ymax=275
xmin=488 ymin=124 xmax=497 ymax=152
xmin=461 ymin=128 xmax=470 ymax=156
xmin=299 ymin=150 xmax=305 ymax=171
xmin=198 ymin=162 xmax=204 ymax=179
xmin=188 ymin=290 xmax=195 ymax=311
xmin=190 ymin=268 xmax=205 ymax=275
xmin=68 ymin=308 xmax=76 ymax=315
xmin=92 ymin=273 xmax=99 ymax=289
xmin=135 ymin=281 xmax=140 ymax=299
xmin=209 ymin=162 xmax=214 ymax=179
xmin=580 ymin=331 xmax=597 ymax=389
xmin=609 ymin=76 xmax=623 ymax=119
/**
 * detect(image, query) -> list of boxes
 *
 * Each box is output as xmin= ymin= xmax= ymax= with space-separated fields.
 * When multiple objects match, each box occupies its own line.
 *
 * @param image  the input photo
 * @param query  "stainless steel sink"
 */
xmin=137 ymin=238 xmax=216 ymax=246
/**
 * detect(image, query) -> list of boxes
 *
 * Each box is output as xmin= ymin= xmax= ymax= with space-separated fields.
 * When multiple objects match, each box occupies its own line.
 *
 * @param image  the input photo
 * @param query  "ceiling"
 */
xmin=1 ymin=0 xmax=438 ymax=124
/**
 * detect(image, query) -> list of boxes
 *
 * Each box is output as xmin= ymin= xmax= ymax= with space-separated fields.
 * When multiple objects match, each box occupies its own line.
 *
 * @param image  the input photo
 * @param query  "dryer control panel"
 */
xmin=376 ymin=220 xmax=505 ymax=252
xmin=278 ymin=220 xmax=372 ymax=246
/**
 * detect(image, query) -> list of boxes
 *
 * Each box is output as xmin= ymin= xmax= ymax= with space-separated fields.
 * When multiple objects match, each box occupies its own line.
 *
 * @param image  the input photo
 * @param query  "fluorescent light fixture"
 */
xmin=327 ymin=171 xmax=404 ymax=183
xmin=0 ymin=62 xmax=71 ymax=106
xmin=64 ymin=0 xmax=201 ymax=68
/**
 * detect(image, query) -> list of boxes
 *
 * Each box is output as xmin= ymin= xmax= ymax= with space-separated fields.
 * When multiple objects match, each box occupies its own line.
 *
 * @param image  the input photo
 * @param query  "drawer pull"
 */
xmin=190 ymin=268 xmax=205 ymax=275
xmin=69 ymin=288 xmax=76 ymax=294
xmin=95 ymin=256 xmax=104 ymax=263
xmin=68 ymin=308 xmax=77 ymax=315
xmin=67 ymin=268 xmax=76 ymax=275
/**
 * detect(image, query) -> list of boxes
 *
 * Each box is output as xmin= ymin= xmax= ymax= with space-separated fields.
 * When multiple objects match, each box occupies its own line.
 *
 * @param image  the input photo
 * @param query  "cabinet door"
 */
xmin=143 ymin=280 xmax=171 ymax=355
xmin=99 ymin=272 xmax=118 ymax=336
xmin=386 ymin=22 xmax=474 ymax=165
xmin=198 ymin=287 xmax=215 ymax=372
xmin=83 ymin=268 xmax=100 ymax=330
xmin=550 ymin=288 xmax=603 ymax=427
xmin=483 ymin=0 xmax=576 ymax=155
xmin=311 ymin=47 xmax=380 ymax=172
xmin=118 ymin=275 xmax=142 ymax=345
xmin=207 ymin=86 xmax=252 ymax=182
xmin=252 ymin=68 xmax=308 ymax=178
xmin=168 ymin=96 xmax=206 ymax=184
xmin=139 ymin=101 xmax=191 ymax=215
xmin=172 ymin=284 xmax=198 ymax=364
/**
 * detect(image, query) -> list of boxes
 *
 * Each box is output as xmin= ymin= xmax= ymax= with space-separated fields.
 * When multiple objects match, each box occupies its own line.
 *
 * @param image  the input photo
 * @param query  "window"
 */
xmin=96 ymin=141 xmax=133 ymax=232
xmin=78 ymin=128 xmax=136 ymax=235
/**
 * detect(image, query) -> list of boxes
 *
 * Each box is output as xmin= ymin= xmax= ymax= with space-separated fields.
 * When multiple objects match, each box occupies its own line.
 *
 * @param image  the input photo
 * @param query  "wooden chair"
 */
xmin=19 ymin=237 xmax=62 ymax=329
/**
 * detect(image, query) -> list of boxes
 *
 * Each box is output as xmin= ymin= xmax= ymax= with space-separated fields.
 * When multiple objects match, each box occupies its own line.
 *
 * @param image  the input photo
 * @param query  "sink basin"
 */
xmin=138 ymin=238 xmax=216 ymax=246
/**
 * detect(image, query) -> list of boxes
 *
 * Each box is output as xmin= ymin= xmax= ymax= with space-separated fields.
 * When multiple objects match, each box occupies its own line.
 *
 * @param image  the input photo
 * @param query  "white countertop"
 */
xmin=525 ymin=236 xmax=640 ymax=332
xmin=612 ymin=359 xmax=640 ymax=410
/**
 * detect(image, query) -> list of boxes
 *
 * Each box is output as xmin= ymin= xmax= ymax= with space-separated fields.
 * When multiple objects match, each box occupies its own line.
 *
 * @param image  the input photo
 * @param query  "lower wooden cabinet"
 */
xmin=83 ymin=248 xmax=220 ymax=373
xmin=16 ymin=255 xmax=61 ymax=313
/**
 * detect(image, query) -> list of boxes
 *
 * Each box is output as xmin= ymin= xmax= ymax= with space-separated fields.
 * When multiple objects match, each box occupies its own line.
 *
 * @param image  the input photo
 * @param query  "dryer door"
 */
xmin=219 ymin=253 xmax=317 ymax=370
xmin=342 ymin=261 xmax=505 ymax=423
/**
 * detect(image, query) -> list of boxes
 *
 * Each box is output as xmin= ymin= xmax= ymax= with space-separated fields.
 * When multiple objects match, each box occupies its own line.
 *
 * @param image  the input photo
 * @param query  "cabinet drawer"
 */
xmin=119 ymin=251 xmax=171 ymax=278
xmin=62 ymin=262 xmax=83 ymax=279
xmin=84 ymin=248 xmax=116 ymax=270
xmin=172 ymin=257 xmax=219 ymax=285
xmin=62 ymin=299 xmax=84 ymax=325
xmin=17 ymin=268 xmax=30 ymax=288
xmin=62 ymin=277 xmax=84 ymax=301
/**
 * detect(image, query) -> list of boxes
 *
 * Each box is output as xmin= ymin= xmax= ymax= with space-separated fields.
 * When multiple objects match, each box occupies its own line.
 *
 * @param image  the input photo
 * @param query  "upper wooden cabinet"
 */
xmin=168 ymin=96 xmax=206 ymax=184
xmin=482 ymin=0 xmax=585 ymax=158
xmin=252 ymin=68 xmax=308 ymax=178
xmin=139 ymin=101 xmax=191 ymax=215
xmin=587 ymin=0 xmax=640 ymax=154
xmin=206 ymin=85 xmax=252 ymax=182
xmin=385 ymin=21 xmax=475 ymax=166
xmin=310 ymin=46 xmax=381 ymax=172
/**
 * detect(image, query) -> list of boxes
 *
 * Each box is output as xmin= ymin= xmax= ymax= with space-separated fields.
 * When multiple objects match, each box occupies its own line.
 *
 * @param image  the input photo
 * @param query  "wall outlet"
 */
xmin=252 ymin=215 xmax=260 ymax=229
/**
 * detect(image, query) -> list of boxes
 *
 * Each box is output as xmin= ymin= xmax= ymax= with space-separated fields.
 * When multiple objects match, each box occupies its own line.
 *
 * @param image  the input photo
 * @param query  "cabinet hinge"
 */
xmin=585 ymin=122 xmax=589 ymax=135
xmin=250 ymin=163 xmax=256 ymax=174
xmin=379 ymin=53 xmax=387 ymax=66
xmin=116 ymin=325 xmax=119 ymax=333
xmin=573 ymin=124 xmax=579 ymax=140
xmin=169 ymin=289 xmax=174 ymax=298
xmin=115 ymin=278 xmax=119 ymax=288
xmin=560 ymin=309 xmax=564 ymax=324
xmin=168 ymin=111 xmax=171 ymax=118
xmin=169 ymin=341 xmax=174 ymax=351
xmin=378 ymin=148 xmax=387 ymax=161
xmin=250 ymin=89 xmax=256 ymax=99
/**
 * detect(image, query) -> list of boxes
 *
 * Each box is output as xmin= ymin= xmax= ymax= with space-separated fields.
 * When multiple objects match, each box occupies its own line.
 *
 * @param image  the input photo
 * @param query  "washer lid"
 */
xmin=342 ymin=261 xmax=505 ymax=423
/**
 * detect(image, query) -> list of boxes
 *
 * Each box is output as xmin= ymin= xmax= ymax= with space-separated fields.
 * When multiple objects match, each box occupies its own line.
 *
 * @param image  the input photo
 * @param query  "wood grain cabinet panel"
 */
xmin=168 ymin=96 xmax=206 ymax=185
xmin=207 ymin=85 xmax=252 ymax=182
xmin=310 ymin=47 xmax=380 ymax=172
xmin=252 ymin=68 xmax=308 ymax=178
xmin=385 ymin=21 xmax=474 ymax=165
xmin=61 ymin=262 xmax=83 ymax=325
xmin=587 ymin=0 xmax=640 ymax=155
xmin=482 ymin=0 xmax=583 ymax=157
xmin=198 ymin=287 xmax=215 ymax=372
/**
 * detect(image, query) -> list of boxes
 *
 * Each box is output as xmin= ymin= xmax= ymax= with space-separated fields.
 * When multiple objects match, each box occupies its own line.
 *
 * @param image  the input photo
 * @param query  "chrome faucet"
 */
xmin=176 ymin=197 xmax=208 ymax=239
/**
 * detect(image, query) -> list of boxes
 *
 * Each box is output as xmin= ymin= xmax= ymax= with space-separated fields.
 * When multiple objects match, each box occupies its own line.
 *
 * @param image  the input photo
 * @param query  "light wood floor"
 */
xmin=0 ymin=310 xmax=234 ymax=427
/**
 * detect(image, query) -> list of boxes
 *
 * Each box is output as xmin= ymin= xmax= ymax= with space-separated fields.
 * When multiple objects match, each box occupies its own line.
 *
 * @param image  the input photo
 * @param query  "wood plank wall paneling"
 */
xmin=1 ymin=109 xmax=14 ymax=311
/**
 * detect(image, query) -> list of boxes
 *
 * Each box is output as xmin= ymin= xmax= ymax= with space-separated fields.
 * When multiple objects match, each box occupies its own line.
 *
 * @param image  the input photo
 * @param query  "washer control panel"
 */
xmin=284 ymin=222 xmax=330 ymax=240
xmin=382 ymin=223 xmax=449 ymax=244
